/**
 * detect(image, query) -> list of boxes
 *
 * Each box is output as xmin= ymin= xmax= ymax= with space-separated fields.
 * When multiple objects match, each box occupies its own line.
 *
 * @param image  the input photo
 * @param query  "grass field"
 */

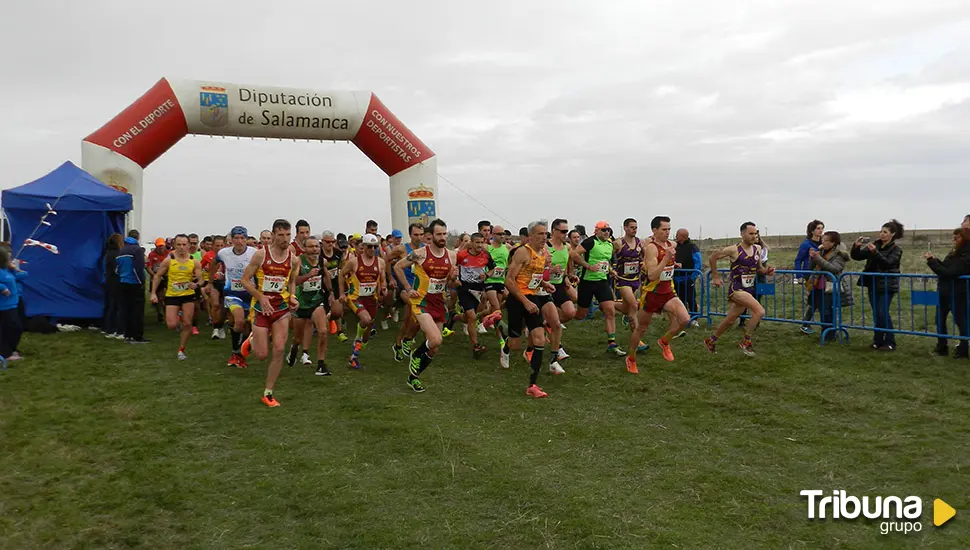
xmin=2 ymin=288 xmax=969 ymax=549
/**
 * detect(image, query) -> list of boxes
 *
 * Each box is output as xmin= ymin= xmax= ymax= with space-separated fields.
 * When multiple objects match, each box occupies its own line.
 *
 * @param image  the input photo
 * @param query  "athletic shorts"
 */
xmin=224 ymin=295 xmax=250 ymax=313
xmin=552 ymin=283 xmax=571 ymax=307
xmin=615 ymin=278 xmax=640 ymax=291
xmin=457 ymin=287 xmax=484 ymax=312
xmin=507 ymin=294 xmax=549 ymax=338
xmin=165 ymin=295 xmax=195 ymax=307
xmin=411 ymin=293 xmax=446 ymax=324
xmin=349 ymin=296 xmax=378 ymax=320
xmin=253 ymin=307 xmax=290 ymax=328
xmin=295 ymin=304 xmax=327 ymax=319
xmin=641 ymin=292 xmax=676 ymax=314
xmin=729 ymin=286 xmax=756 ymax=301
xmin=485 ymin=282 xmax=506 ymax=294
xmin=577 ymin=279 xmax=614 ymax=308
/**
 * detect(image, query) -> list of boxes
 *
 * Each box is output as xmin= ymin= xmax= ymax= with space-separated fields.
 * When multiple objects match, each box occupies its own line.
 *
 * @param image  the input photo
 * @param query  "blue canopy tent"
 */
xmin=2 ymin=161 xmax=131 ymax=319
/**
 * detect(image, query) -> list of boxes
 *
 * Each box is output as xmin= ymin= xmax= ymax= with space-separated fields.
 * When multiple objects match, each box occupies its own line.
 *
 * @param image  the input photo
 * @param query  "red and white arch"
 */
xmin=82 ymin=78 xmax=438 ymax=233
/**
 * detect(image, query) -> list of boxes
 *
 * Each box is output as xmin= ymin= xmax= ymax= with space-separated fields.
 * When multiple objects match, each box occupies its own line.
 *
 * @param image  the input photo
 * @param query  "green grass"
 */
xmin=1 ymin=306 xmax=969 ymax=549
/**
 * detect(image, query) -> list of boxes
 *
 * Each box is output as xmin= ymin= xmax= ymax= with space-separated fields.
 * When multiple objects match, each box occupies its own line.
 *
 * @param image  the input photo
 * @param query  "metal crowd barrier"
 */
xmin=673 ymin=268 xmax=709 ymax=326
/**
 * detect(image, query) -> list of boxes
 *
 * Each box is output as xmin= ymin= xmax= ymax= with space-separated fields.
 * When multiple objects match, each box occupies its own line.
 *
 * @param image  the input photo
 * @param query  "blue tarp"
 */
xmin=2 ymin=161 xmax=132 ymax=319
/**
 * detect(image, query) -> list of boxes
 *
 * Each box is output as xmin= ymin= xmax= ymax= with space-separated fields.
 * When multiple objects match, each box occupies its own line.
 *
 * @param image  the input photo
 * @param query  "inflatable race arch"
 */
xmin=82 ymin=78 xmax=439 ymax=233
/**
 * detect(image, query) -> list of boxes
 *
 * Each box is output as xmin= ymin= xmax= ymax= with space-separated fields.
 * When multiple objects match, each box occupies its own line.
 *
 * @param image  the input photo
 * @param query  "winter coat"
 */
xmin=927 ymin=246 xmax=970 ymax=301
xmin=851 ymin=240 xmax=902 ymax=293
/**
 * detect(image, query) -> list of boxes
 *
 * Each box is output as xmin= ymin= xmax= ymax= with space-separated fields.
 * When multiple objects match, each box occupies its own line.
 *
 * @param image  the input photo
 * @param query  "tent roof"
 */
xmin=1 ymin=161 xmax=133 ymax=212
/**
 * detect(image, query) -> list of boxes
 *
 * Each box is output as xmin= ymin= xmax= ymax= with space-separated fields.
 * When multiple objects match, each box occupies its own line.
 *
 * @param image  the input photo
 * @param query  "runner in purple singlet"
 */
xmin=705 ymin=221 xmax=775 ymax=356
xmin=613 ymin=218 xmax=648 ymax=352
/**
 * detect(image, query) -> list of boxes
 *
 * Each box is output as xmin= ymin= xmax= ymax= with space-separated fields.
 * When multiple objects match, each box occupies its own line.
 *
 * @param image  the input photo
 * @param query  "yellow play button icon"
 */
xmin=934 ymin=499 xmax=956 ymax=527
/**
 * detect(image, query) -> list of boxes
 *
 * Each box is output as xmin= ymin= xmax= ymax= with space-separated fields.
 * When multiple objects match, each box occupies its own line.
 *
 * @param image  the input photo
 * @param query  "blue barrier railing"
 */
xmin=709 ymin=269 xmax=845 ymax=344
xmin=673 ymin=268 xmax=709 ymax=326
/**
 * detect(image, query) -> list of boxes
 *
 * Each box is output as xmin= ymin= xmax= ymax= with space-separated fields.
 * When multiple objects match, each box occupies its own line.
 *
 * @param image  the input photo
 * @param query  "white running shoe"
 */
xmin=218 ymin=328 xmax=227 ymax=339
xmin=177 ymin=350 xmax=187 ymax=361
xmin=477 ymin=323 xmax=487 ymax=334
xmin=392 ymin=309 xmax=400 ymax=323
xmin=381 ymin=319 xmax=389 ymax=331
xmin=690 ymin=320 xmax=700 ymax=328
xmin=549 ymin=361 xmax=565 ymax=375
xmin=556 ymin=347 xmax=570 ymax=361
xmin=211 ymin=329 xmax=220 ymax=340
xmin=500 ymin=349 xmax=510 ymax=369
xmin=462 ymin=324 xmax=469 ymax=335
xmin=301 ymin=352 xmax=312 ymax=365
xmin=560 ymin=323 xmax=567 ymax=330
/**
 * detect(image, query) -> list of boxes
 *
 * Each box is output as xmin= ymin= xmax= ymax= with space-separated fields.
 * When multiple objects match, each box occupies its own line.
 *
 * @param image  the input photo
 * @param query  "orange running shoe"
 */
xmin=236 ymin=355 xmax=248 ymax=369
xmin=241 ymin=333 xmax=253 ymax=358
xmin=625 ymin=356 xmax=639 ymax=374
xmin=523 ymin=349 xmax=533 ymax=363
xmin=226 ymin=354 xmax=239 ymax=367
xmin=261 ymin=394 xmax=281 ymax=407
xmin=658 ymin=338 xmax=675 ymax=362
xmin=191 ymin=326 xmax=200 ymax=336
xmin=329 ymin=320 xmax=338 ymax=335
xmin=526 ymin=384 xmax=548 ymax=398
xmin=482 ymin=310 xmax=502 ymax=330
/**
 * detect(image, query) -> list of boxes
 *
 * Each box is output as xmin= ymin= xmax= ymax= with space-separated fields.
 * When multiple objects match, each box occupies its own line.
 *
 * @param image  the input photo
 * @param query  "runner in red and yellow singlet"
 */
xmin=338 ymin=233 xmax=386 ymax=370
xmin=241 ymin=219 xmax=300 ymax=408
xmin=394 ymin=219 xmax=458 ymax=393
xmin=626 ymin=216 xmax=692 ymax=374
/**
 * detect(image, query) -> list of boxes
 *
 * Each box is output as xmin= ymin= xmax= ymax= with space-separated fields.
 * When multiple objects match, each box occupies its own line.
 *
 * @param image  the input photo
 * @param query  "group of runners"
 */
xmin=145 ymin=216 xmax=775 ymax=407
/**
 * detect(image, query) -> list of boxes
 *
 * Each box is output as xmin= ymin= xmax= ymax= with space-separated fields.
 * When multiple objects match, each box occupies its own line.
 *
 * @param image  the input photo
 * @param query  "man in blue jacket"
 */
xmin=116 ymin=229 xmax=149 ymax=343
xmin=795 ymin=220 xmax=824 ymax=333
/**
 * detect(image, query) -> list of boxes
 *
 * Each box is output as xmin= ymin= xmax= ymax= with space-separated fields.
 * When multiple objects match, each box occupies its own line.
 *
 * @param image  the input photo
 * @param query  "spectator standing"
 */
xmin=673 ymin=228 xmax=702 ymax=319
xmin=925 ymin=227 xmax=970 ymax=358
xmin=116 ymin=229 xmax=149 ymax=344
xmin=0 ymin=247 xmax=27 ymax=361
xmin=808 ymin=231 xmax=848 ymax=343
xmin=102 ymin=233 xmax=123 ymax=339
xmin=851 ymin=219 xmax=904 ymax=351
xmin=796 ymin=220 xmax=824 ymax=333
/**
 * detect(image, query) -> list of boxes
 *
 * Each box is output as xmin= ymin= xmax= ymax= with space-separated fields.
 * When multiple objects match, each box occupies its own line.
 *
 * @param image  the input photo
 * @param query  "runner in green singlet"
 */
xmin=570 ymin=220 xmax=625 ymax=356
xmin=547 ymin=218 xmax=575 ymax=369
xmin=288 ymin=237 xmax=333 ymax=376
xmin=483 ymin=225 xmax=511 ymax=353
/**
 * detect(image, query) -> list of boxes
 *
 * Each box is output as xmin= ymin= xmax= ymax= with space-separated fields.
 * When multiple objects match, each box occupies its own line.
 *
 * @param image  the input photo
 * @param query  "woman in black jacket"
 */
xmin=102 ymin=233 xmax=123 ymax=338
xmin=850 ymin=219 xmax=903 ymax=351
xmin=926 ymin=227 xmax=970 ymax=358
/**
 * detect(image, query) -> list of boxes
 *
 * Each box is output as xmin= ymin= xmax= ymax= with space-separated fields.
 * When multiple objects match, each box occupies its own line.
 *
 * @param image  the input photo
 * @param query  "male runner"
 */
xmin=706 ymin=222 xmax=774 ymax=356
xmin=202 ymin=235 xmax=227 ymax=340
xmin=290 ymin=219 xmax=311 ymax=256
xmin=384 ymin=229 xmax=404 ymax=325
xmin=482 ymin=225 xmax=510 ymax=345
xmin=289 ymin=236 xmax=333 ymax=375
xmin=215 ymin=226 xmax=257 ymax=368
xmin=246 ymin=235 xmax=258 ymax=248
xmin=146 ymin=237 xmax=168 ymax=322
xmin=394 ymin=219 xmax=457 ymax=393
xmin=390 ymin=223 xmax=424 ymax=361
xmin=503 ymin=220 xmax=561 ymax=396
xmin=241 ymin=219 xmax=300 ymax=407
xmin=259 ymin=230 xmax=273 ymax=249
xmin=625 ymin=216 xmax=692 ymax=374
xmin=338 ymin=233 xmax=386 ymax=369
xmin=453 ymin=232 xmax=492 ymax=358
xmin=613 ymin=218 xmax=649 ymax=352
xmin=548 ymin=218 xmax=575 ymax=363
xmin=478 ymin=220 xmax=492 ymax=243
xmin=150 ymin=234 xmax=203 ymax=360
xmin=571 ymin=220 xmax=624 ymax=355
xmin=320 ymin=231 xmax=347 ymax=342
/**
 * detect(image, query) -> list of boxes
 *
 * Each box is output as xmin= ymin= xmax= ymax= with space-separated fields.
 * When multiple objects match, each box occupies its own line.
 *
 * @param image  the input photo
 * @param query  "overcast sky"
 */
xmin=1 ymin=0 xmax=968 ymax=241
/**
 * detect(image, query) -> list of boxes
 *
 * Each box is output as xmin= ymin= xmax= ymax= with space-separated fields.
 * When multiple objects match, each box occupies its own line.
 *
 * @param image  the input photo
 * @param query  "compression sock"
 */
xmin=409 ymin=342 xmax=433 ymax=378
xmin=230 ymin=329 xmax=242 ymax=353
xmin=529 ymin=346 xmax=544 ymax=386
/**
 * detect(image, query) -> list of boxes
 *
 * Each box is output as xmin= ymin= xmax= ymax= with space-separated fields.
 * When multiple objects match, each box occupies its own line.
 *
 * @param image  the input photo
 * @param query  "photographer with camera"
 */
xmin=851 ymin=219 xmax=904 ymax=351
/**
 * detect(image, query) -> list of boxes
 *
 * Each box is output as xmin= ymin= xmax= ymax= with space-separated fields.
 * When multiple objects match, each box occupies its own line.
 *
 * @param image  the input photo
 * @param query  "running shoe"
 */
xmin=227 ymin=354 xmax=239 ymax=367
xmin=286 ymin=344 xmax=299 ymax=367
xmin=477 ymin=323 xmax=487 ymax=334
xmin=348 ymin=356 xmax=363 ymax=370
xmin=211 ymin=329 xmax=220 ymax=340
xmin=408 ymin=378 xmax=426 ymax=393
xmin=177 ymin=350 xmax=187 ymax=361
xmin=499 ymin=348 xmax=510 ymax=369
xmin=473 ymin=344 xmax=487 ymax=359
xmin=337 ymin=333 xmax=348 ymax=343
xmin=523 ymin=349 xmax=533 ymax=363
xmin=704 ymin=337 xmax=717 ymax=354
xmin=482 ymin=310 xmax=502 ymax=330
xmin=301 ymin=352 xmax=312 ymax=366
xmin=636 ymin=341 xmax=649 ymax=352
xmin=381 ymin=319 xmax=389 ymax=331
xmin=673 ymin=330 xmax=688 ymax=339
xmin=236 ymin=355 xmax=248 ymax=369
xmin=549 ymin=361 xmax=565 ymax=375
xmin=442 ymin=327 xmax=454 ymax=338
xmin=800 ymin=326 xmax=814 ymax=335
xmin=556 ymin=347 xmax=570 ymax=361
xmin=526 ymin=384 xmax=548 ymax=398
xmin=315 ymin=364 xmax=332 ymax=376
xmin=606 ymin=344 xmax=626 ymax=356
xmin=261 ymin=394 xmax=281 ymax=407
xmin=625 ymin=356 xmax=639 ymax=374
xmin=191 ymin=327 xmax=199 ymax=336
xmin=392 ymin=343 xmax=405 ymax=362
xmin=658 ymin=338 xmax=675 ymax=362
xmin=241 ymin=333 xmax=253 ymax=357
xmin=329 ymin=320 xmax=338 ymax=334
xmin=739 ymin=338 xmax=755 ymax=357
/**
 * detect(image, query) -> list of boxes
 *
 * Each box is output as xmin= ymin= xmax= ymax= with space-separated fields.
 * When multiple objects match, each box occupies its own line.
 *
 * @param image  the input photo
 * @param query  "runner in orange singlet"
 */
xmin=241 ymin=219 xmax=300 ymax=408
xmin=626 ymin=216 xmax=692 ymax=374
xmin=393 ymin=219 xmax=457 ymax=393
xmin=503 ymin=220 xmax=559 ymax=398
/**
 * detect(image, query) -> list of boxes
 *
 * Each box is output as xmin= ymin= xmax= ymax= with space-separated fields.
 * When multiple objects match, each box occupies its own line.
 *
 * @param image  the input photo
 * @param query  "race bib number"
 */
xmin=623 ymin=261 xmax=639 ymax=276
xmin=302 ymin=276 xmax=322 ymax=292
xmin=660 ymin=266 xmax=674 ymax=281
xmin=741 ymin=274 xmax=756 ymax=288
xmin=528 ymin=273 xmax=543 ymax=290
xmin=491 ymin=267 xmax=506 ymax=279
xmin=229 ymin=278 xmax=244 ymax=291
xmin=262 ymin=275 xmax=286 ymax=293
xmin=470 ymin=289 xmax=484 ymax=301
xmin=328 ymin=268 xmax=339 ymax=279
xmin=171 ymin=281 xmax=190 ymax=293
xmin=358 ymin=281 xmax=377 ymax=297
xmin=550 ymin=272 xmax=564 ymax=284
xmin=428 ymin=278 xmax=447 ymax=294
xmin=597 ymin=261 xmax=610 ymax=273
